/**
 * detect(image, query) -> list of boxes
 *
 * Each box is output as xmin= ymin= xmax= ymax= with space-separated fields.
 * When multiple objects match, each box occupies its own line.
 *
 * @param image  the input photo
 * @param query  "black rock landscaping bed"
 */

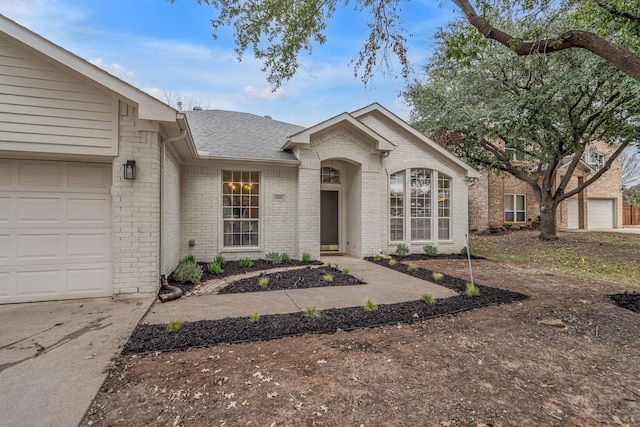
xmin=218 ymin=266 xmax=364 ymax=294
xmin=124 ymin=260 xmax=528 ymax=354
xmin=610 ymin=293 xmax=640 ymax=314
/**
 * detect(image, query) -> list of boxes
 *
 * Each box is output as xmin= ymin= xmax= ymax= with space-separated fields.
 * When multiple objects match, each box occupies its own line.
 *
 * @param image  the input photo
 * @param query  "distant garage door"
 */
xmin=0 ymin=159 xmax=113 ymax=304
xmin=567 ymin=198 xmax=578 ymax=229
xmin=588 ymin=198 xmax=615 ymax=229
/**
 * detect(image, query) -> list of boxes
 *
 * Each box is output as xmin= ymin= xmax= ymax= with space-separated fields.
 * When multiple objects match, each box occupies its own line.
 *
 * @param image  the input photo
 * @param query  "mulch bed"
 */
xmin=123 ymin=259 xmax=527 ymax=354
xmin=217 ymin=266 xmax=364 ymax=294
xmin=610 ymin=293 xmax=640 ymax=314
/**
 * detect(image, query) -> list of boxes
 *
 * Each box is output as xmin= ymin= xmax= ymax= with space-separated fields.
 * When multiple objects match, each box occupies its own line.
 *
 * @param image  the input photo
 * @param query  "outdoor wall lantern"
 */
xmin=123 ymin=160 xmax=136 ymax=180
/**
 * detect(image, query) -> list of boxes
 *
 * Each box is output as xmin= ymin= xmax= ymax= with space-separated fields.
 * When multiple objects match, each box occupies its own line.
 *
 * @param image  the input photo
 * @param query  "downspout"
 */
xmin=159 ymin=129 xmax=187 ymax=299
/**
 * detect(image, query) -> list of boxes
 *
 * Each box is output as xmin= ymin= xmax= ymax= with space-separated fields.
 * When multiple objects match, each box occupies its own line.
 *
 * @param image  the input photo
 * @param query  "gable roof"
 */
xmin=0 ymin=14 xmax=178 ymax=124
xmin=351 ymin=103 xmax=480 ymax=177
xmin=185 ymin=109 xmax=304 ymax=162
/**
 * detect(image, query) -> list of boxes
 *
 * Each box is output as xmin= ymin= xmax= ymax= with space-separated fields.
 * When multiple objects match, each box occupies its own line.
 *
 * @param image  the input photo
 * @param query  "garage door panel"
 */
xmin=0 ymin=160 xmax=10 ymax=184
xmin=588 ymin=199 xmax=614 ymax=229
xmin=0 ymin=271 xmax=14 ymax=298
xmin=67 ymin=164 xmax=110 ymax=189
xmin=18 ymin=233 xmax=63 ymax=260
xmin=67 ymin=233 xmax=110 ymax=259
xmin=0 ymin=234 xmax=11 ymax=261
xmin=16 ymin=269 xmax=63 ymax=296
xmin=17 ymin=196 xmax=65 ymax=223
xmin=66 ymin=265 xmax=111 ymax=293
xmin=18 ymin=161 xmax=63 ymax=187
xmin=67 ymin=197 xmax=110 ymax=224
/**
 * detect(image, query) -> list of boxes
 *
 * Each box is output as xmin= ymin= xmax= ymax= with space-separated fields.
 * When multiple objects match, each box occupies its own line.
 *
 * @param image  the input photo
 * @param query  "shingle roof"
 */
xmin=185 ymin=109 xmax=305 ymax=162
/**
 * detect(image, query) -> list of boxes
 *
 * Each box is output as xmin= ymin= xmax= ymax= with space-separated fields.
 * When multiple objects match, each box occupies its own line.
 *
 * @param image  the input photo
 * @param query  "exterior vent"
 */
xmin=193 ymin=106 xmax=202 ymax=111
xmin=264 ymin=115 xmax=272 ymax=119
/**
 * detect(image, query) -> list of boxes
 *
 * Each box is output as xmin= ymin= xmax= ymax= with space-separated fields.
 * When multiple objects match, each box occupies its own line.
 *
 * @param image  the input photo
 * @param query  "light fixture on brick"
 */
xmin=123 ymin=160 xmax=136 ymax=180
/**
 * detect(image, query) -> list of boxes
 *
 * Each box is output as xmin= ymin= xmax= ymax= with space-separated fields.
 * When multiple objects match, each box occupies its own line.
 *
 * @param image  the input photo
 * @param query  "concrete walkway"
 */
xmin=143 ymin=256 xmax=457 ymax=324
xmin=0 ymin=297 xmax=153 ymax=427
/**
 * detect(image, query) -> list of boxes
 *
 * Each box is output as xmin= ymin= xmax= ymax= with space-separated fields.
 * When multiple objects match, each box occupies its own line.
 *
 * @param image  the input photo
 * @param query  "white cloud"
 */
xmin=89 ymin=58 xmax=138 ymax=85
xmin=243 ymin=86 xmax=290 ymax=101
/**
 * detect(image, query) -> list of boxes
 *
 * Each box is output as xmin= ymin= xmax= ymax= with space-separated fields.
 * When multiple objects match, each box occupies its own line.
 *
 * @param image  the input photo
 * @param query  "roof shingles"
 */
xmin=185 ymin=109 xmax=304 ymax=162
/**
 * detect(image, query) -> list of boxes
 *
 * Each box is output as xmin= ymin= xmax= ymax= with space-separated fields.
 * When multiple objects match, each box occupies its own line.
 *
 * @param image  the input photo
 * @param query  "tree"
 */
xmin=624 ymin=185 xmax=640 ymax=205
xmin=180 ymin=0 xmax=640 ymax=87
xmin=622 ymin=148 xmax=640 ymax=188
xmin=453 ymin=0 xmax=640 ymax=82
xmin=403 ymin=19 xmax=640 ymax=240
xmin=162 ymin=90 xmax=211 ymax=111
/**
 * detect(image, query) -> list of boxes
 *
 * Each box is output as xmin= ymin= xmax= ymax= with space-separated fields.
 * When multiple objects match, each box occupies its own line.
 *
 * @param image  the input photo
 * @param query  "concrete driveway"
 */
xmin=0 ymin=297 xmax=152 ymax=427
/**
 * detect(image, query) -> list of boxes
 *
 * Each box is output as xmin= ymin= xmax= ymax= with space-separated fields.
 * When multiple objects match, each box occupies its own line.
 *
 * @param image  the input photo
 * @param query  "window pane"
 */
xmin=504 ymin=195 xmax=514 ymax=211
xmin=411 ymin=218 xmax=431 ymax=241
xmin=390 ymin=218 xmax=403 ymax=241
xmin=516 ymin=212 xmax=526 ymax=222
xmin=222 ymin=171 xmax=260 ymax=247
xmin=438 ymin=218 xmax=450 ymax=240
xmin=390 ymin=172 xmax=404 ymax=241
xmin=505 ymin=212 xmax=515 ymax=222
xmin=516 ymin=195 xmax=525 ymax=210
xmin=438 ymin=175 xmax=451 ymax=240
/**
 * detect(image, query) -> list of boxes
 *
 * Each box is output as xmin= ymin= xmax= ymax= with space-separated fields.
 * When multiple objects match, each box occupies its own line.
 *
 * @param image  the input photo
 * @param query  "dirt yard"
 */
xmin=83 ymin=231 xmax=640 ymax=427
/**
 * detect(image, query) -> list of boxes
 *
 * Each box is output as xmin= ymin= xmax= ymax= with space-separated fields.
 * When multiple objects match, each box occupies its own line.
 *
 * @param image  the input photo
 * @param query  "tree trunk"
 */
xmin=539 ymin=196 xmax=558 ymax=240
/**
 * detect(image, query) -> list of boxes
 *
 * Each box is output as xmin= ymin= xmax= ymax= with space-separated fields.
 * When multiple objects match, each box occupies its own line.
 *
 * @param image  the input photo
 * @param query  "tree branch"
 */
xmin=452 ymin=0 xmax=640 ymax=82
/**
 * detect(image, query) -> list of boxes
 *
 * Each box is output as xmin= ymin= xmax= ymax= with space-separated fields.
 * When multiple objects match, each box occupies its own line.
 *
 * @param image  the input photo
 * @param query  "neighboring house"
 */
xmin=0 ymin=15 xmax=479 ymax=304
xmin=468 ymin=141 xmax=623 ymax=231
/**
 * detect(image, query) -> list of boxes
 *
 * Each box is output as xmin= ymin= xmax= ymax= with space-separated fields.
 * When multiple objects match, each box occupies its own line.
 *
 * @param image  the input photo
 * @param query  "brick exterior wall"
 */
xmin=111 ymin=102 xmax=161 ymax=298
xmin=180 ymin=163 xmax=299 ymax=262
xmin=468 ymin=141 xmax=623 ymax=230
xmin=162 ymin=146 xmax=181 ymax=275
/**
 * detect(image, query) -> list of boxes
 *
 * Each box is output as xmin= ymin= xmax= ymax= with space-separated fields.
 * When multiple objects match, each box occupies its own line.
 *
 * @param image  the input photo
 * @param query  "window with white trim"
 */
xmin=222 ymin=171 xmax=259 ymax=247
xmin=504 ymin=194 xmax=526 ymax=223
xmin=389 ymin=171 xmax=404 ymax=241
xmin=410 ymin=169 xmax=431 ymax=241
xmin=438 ymin=175 xmax=451 ymax=239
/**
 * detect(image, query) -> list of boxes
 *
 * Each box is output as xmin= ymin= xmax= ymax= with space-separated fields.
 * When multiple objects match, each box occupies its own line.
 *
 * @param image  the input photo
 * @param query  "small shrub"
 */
xmin=423 ymin=245 xmax=438 ymax=256
xmin=173 ymin=261 xmax=203 ymax=283
xmin=364 ymin=298 xmax=378 ymax=312
xmin=249 ymin=311 xmax=260 ymax=324
xmin=214 ymin=255 xmax=226 ymax=265
xmin=395 ymin=243 xmax=410 ymax=257
xmin=167 ymin=320 xmax=184 ymax=333
xmin=373 ymin=254 xmax=381 ymax=261
xmin=389 ymin=259 xmax=397 ymax=267
xmin=342 ymin=268 xmax=350 ymax=275
xmin=239 ymin=257 xmax=254 ymax=268
xmin=301 ymin=253 xmax=312 ymax=264
xmin=208 ymin=262 xmax=223 ymax=275
xmin=258 ymin=277 xmax=269 ymax=288
xmin=460 ymin=246 xmax=471 ymax=257
xmin=432 ymin=272 xmax=443 ymax=281
xmin=265 ymin=252 xmax=282 ymax=265
xmin=181 ymin=255 xmax=196 ymax=264
xmin=466 ymin=282 xmax=480 ymax=297
xmin=323 ymin=274 xmax=333 ymax=283
xmin=408 ymin=263 xmax=416 ymax=272
xmin=280 ymin=253 xmax=291 ymax=263
xmin=421 ymin=293 xmax=436 ymax=305
xmin=304 ymin=306 xmax=320 ymax=319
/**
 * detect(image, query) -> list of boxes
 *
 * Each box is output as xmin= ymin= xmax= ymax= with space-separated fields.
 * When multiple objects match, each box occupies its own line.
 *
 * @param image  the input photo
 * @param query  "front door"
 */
xmin=320 ymin=190 xmax=339 ymax=251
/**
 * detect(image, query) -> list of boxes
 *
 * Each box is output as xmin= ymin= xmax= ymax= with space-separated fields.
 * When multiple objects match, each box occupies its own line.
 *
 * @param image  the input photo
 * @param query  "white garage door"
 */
xmin=588 ymin=199 xmax=615 ymax=229
xmin=0 ymin=159 xmax=113 ymax=303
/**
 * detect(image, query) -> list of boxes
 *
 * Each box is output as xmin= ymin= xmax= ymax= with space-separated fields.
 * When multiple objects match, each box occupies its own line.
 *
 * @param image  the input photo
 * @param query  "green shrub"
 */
xmin=301 ymin=253 xmax=312 ymax=264
xmin=373 ymin=254 xmax=381 ymax=261
xmin=167 ymin=320 xmax=184 ymax=333
xmin=173 ymin=261 xmax=203 ymax=283
xmin=214 ymin=255 xmax=226 ymax=265
xmin=408 ymin=263 xmax=416 ymax=272
xmin=421 ymin=293 xmax=436 ymax=305
xmin=280 ymin=253 xmax=291 ymax=263
xmin=239 ymin=257 xmax=254 ymax=268
xmin=432 ymin=272 xmax=443 ymax=281
xmin=460 ymin=246 xmax=471 ymax=257
xmin=208 ymin=262 xmax=224 ymax=275
xmin=395 ymin=243 xmax=410 ymax=257
xmin=389 ymin=259 xmax=397 ymax=267
xmin=323 ymin=274 xmax=333 ymax=283
xmin=181 ymin=255 xmax=196 ymax=264
xmin=423 ymin=245 xmax=438 ymax=256
xmin=465 ymin=282 xmax=480 ymax=297
xmin=364 ymin=298 xmax=377 ymax=312
xmin=249 ymin=311 xmax=260 ymax=324
xmin=304 ymin=306 xmax=320 ymax=319
xmin=258 ymin=277 xmax=269 ymax=288
xmin=342 ymin=268 xmax=350 ymax=275
xmin=265 ymin=252 xmax=282 ymax=265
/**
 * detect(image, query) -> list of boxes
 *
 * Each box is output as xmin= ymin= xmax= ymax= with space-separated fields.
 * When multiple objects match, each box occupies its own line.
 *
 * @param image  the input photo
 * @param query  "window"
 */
xmin=504 ymin=194 xmax=526 ymax=223
xmin=588 ymin=147 xmax=598 ymax=167
xmin=438 ymin=175 xmax=451 ymax=239
xmin=389 ymin=171 xmax=404 ymax=241
xmin=222 ymin=171 xmax=259 ymax=247
xmin=505 ymin=140 xmax=526 ymax=161
xmin=321 ymin=167 xmax=340 ymax=184
xmin=410 ymin=169 xmax=431 ymax=241
xmin=390 ymin=169 xmax=451 ymax=242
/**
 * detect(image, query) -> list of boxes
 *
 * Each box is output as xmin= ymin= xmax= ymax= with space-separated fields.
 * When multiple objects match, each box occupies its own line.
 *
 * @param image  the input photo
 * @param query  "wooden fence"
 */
xmin=623 ymin=205 xmax=640 ymax=226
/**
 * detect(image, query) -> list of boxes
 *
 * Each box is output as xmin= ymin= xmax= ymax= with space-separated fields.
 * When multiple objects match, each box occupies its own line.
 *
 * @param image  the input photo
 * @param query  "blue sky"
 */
xmin=0 ymin=0 xmax=459 ymax=126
